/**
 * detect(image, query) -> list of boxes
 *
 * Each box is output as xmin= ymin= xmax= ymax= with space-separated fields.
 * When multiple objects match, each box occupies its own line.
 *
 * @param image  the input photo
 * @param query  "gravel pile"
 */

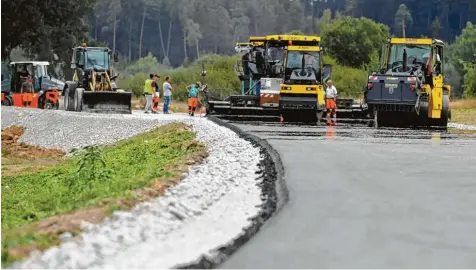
xmin=2 ymin=107 xmax=264 ymax=269
xmin=448 ymin=122 xmax=476 ymax=131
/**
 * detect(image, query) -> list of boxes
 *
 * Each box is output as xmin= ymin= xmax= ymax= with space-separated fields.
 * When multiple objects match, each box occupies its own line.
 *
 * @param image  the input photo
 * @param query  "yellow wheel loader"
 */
xmin=365 ymin=38 xmax=450 ymax=129
xmin=63 ymin=43 xmax=131 ymax=114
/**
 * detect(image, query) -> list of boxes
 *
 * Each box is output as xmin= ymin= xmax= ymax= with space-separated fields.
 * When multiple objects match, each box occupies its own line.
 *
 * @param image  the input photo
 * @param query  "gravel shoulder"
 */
xmin=1 ymin=107 xmax=265 ymax=269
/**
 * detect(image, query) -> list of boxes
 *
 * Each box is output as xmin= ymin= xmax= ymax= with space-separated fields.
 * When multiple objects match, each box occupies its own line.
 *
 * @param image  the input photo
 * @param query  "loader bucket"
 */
xmin=82 ymin=91 xmax=132 ymax=114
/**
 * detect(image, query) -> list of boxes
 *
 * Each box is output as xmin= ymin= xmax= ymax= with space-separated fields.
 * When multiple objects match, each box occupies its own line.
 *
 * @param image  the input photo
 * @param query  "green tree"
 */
xmin=317 ymin=9 xmax=333 ymax=34
xmin=283 ymin=0 xmax=305 ymax=33
xmin=450 ymin=22 xmax=476 ymax=96
xmin=451 ymin=22 xmax=476 ymax=66
xmin=430 ymin=17 xmax=442 ymax=38
xmin=186 ymin=20 xmax=203 ymax=60
xmin=322 ymin=17 xmax=390 ymax=68
xmin=462 ymin=65 xmax=476 ymax=97
xmin=286 ymin=30 xmax=305 ymax=35
xmin=1 ymin=0 xmax=95 ymax=80
xmin=394 ymin=4 xmax=413 ymax=38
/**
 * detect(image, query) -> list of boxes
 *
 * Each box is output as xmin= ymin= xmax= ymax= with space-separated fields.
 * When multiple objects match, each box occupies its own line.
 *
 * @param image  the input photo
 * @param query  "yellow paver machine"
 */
xmin=207 ymin=35 xmax=332 ymax=124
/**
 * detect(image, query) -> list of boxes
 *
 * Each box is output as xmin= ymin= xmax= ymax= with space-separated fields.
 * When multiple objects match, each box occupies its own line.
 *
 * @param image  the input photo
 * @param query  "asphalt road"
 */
xmin=219 ymin=120 xmax=476 ymax=268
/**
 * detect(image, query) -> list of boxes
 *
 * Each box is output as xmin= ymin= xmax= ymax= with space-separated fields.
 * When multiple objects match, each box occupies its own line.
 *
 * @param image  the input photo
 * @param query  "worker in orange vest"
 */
xmin=325 ymin=80 xmax=337 ymax=126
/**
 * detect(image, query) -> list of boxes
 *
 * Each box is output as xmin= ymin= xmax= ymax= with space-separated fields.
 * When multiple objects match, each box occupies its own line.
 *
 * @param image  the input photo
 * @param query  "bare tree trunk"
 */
xmin=113 ymin=7 xmax=117 ymax=53
xmin=196 ymin=39 xmax=200 ymax=59
xmin=128 ymin=22 xmax=132 ymax=61
xmin=95 ymin=17 xmax=98 ymax=40
xmin=402 ymin=20 xmax=406 ymax=38
xmin=158 ymin=20 xmax=167 ymax=56
xmin=183 ymin=30 xmax=188 ymax=62
xmin=166 ymin=20 xmax=173 ymax=57
xmin=139 ymin=6 xmax=146 ymax=58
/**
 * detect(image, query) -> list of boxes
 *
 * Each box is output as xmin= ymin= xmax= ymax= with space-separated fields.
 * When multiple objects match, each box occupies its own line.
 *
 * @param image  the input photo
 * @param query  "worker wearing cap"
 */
xmin=325 ymin=80 xmax=337 ymax=126
xmin=143 ymin=74 xmax=154 ymax=113
xmin=186 ymin=82 xmax=201 ymax=116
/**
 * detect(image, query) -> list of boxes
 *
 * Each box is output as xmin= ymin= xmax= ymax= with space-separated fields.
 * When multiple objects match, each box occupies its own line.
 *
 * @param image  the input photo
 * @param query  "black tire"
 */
xmin=419 ymin=97 xmax=429 ymax=127
xmin=75 ymin=88 xmax=84 ymax=112
xmin=373 ymin=110 xmax=383 ymax=128
xmin=64 ymin=87 xmax=75 ymax=111
xmin=433 ymin=94 xmax=449 ymax=129
xmin=43 ymin=101 xmax=54 ymax=110
xmin=2 ymin=95 xmax=13 ymax=106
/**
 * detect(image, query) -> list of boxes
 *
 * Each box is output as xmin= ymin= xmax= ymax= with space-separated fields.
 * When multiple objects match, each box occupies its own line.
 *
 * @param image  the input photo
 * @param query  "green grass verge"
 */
xmin=1 ymin=122 xmax=206 ymax=266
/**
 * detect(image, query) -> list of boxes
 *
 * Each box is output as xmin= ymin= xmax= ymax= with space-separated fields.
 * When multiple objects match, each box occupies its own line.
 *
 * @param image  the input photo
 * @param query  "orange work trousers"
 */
xmin=188 ymin=97 xmax=198 ymax=110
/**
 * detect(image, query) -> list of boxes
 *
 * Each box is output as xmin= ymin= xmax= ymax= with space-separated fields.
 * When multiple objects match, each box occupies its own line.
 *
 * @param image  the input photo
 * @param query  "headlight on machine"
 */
xmin=281 ymin=86 xmax=292 ymax=90
xmin=306 ymin=87 xmax=316 ymax=91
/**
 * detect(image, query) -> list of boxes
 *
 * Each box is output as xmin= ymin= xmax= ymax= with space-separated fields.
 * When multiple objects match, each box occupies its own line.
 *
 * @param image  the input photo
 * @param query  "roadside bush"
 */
xmin=325 ymin=56 xmax=368 ymax=98
xmin=463 ymin=66 xmax=476 ymax=98
xmin=118 ymin=54 xmax=240 ymax=100
xmin=322 ymin=16 xmax=390 ymax=68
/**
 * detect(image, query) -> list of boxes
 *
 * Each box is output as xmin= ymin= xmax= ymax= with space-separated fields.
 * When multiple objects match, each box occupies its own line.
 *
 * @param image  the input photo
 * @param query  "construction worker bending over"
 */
xmin=186 ymin=82 xmax=201 ymax=116
xmin=143 ymin=74 xmax=155 ymax=113
xmin=325 ymin=80 xmax=337 ymax=126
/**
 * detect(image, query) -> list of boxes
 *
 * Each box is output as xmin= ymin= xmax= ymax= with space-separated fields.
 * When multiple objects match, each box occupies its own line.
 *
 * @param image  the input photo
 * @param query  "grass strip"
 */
xmin=1 ymin=122 xmax=207 ymax=266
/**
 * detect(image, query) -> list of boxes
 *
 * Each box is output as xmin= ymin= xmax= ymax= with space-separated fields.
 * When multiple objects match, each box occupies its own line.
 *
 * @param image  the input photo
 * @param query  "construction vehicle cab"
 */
xmin=63 ymin=43 xmax=131 ymax=114
xmin=1 ymin=61 xmax=61 ymax=109
xmin=271 ymin=35 xmax=330 ymax=122
xmin=207 ymin=35 xmax=280 ymax=117
xmin=235 ymin=42 xmax=254 ymax=54
xmin=365 ymin=38 xmax=450 ymax=128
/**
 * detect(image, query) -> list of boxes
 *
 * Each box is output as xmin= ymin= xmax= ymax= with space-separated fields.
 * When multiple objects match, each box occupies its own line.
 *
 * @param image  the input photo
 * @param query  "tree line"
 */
xmin=2 ymin=0 xmax=475 ymax=96
xmin=3 ymin=0 xmax=476 ymax=65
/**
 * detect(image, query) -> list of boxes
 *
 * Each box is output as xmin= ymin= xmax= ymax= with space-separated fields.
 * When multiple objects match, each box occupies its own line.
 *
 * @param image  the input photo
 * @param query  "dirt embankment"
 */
xmin=1 ymin=126 xmax=65 ymax=176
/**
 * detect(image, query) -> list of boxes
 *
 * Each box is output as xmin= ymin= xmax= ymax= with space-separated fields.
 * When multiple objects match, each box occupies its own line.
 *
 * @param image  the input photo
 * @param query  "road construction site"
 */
xmin=2 ymin=35 xmax=476 ymax=268
xmin=2 ymin=104 xmax=476 ymax=268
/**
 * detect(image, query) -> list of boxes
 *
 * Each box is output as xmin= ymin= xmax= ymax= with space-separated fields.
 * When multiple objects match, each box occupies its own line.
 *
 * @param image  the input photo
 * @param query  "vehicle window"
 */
xmin=34 ymin=65 xmax=47 ymax=78
xmin=268 ymin=47 xmax=284 ymax=62
xmin=387 ymin=44 xmax=431 ymax=72
xmin=85 ymin=50 xmax=109 ymax=70
xmin=286 ymin=51 xmax=320 ymax=73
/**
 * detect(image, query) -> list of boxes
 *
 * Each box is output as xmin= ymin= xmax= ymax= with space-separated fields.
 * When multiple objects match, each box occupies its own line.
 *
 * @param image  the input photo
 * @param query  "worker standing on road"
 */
xmin=143 ymin=74 xmax=154 ymax=114
xmin=186 ymin=82 xmax=201 ymax=116
xmin=325 ymin=80 xmax=337 ymax=126
xmin=163 ymin=76 xmax=173 ymax=114
xmin=152 ymin=74 xmax=160 ymax=113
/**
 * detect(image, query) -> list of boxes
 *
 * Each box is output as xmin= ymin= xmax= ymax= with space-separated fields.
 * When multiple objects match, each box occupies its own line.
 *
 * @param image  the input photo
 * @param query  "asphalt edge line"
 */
xmin=173 ymin=116 xmax=289 ymax=269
